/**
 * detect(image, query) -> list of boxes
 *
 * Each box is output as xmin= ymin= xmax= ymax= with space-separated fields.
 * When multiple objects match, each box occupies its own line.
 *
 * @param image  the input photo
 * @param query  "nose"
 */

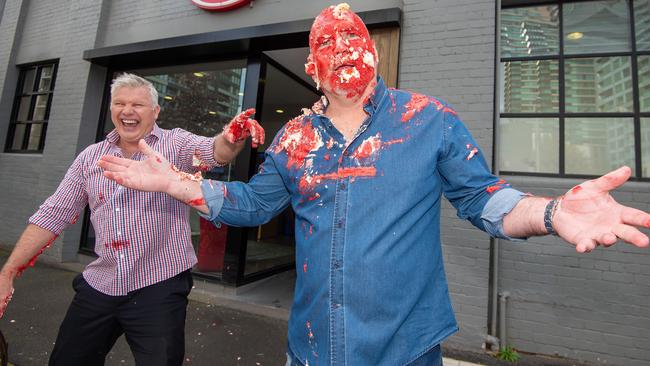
xmin=121 ymin=104 xmax=134 ymax=115
xmin=335 ymin=35 xmax=348 ymax=52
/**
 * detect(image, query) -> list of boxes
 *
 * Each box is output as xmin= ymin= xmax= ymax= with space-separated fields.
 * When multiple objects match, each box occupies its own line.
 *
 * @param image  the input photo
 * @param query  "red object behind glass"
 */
xmin=197 ymin=217 xmax=227 ymax=272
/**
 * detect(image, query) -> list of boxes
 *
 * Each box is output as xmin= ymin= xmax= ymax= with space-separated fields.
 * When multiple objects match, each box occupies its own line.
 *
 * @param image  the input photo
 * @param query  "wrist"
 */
xmin=543 ymin=196 xmax=562 ymax=236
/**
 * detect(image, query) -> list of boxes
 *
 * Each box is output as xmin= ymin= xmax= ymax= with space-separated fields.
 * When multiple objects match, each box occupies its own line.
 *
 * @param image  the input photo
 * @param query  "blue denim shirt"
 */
xmin=200 ymin=78 xmax=524 ymax=366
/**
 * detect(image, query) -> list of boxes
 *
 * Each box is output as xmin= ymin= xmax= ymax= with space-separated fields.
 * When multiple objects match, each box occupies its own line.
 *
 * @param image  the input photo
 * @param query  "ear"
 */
xmin=304 ymin=53 xmax=316 ymax=76
xmin=153 ymin=105 xmax=161 ymax=121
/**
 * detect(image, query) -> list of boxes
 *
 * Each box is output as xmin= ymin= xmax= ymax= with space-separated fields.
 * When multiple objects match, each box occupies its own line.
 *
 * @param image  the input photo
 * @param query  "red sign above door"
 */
xmin=191 ymin=0 xmax=252 ymax=12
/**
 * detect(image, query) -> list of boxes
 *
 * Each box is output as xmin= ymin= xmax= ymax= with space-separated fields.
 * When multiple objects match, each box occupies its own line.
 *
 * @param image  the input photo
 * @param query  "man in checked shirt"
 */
xmin=0 ymin=73 xmax=264 ymax=365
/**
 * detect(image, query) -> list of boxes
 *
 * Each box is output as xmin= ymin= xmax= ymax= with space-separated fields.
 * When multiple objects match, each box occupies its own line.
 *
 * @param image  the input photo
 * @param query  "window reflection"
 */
xmin=243 ymin=60 xmax=319 ymax=276
xmin=563 ymin=0 xmax=631 ymax=54
xmin=500 ymin=60 xmax=558 ymax=113
xmin=635 ymin=0 xmax=650 ymax=51
xmin=499 ymin=118 xmax=559 ymax=173
xmin=639 ymin=56 xmax=650 ymax=111
xmin=565 ymin=117 xmax=634 ymax=175
xmin=501 ymin=5 xmax=559 ymax=58
xmin=565 ymin=57 xmax=633 ymax=112
xmin=642 ymin=118 xmax=650 ymax=177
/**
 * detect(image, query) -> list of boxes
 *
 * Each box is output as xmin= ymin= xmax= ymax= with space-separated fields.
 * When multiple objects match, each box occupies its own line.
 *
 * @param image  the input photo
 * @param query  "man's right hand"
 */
xmin=99 ymin=140 xmax=209 ymax=213
xmin=98 ymin=139 xmax=179 ymax=194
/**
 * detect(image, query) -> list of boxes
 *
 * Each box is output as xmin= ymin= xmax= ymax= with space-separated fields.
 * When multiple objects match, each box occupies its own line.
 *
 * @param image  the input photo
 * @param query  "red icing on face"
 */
xmin=187 ymin=198 xmax=206 ymax=206
xmin=275 ymin=118 xmax=322 ymax=169
xmin=156 ymin=156 xmax=162 ymax=163
xmin=110 ymin=240 xmax=130 ymax=249
xmin=299 ymin=166 xmax=376 ymax=192
xmin=571 ymin=185 xmax=583 ymax=194
xmin=401 ymin=93 xmax=430 ymax=122
xmin=308 ymin=5 xmax=377 ymax=99
xmin=15 ymin=235 xmax=58 ymax=277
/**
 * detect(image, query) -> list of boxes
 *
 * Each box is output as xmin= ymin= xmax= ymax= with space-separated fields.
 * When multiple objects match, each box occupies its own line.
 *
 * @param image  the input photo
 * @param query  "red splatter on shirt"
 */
xmin=352 ymin=134 xmax=382 ymax=159
xmin=303 ymin=262 xmax=308 ymax=273
xmin=275 ymin=118 xmax=323 ymax=169
xmin=466 ymin=145 xmax=479 ymax=160
xmin=401 ymin=93 xmax=430 ymax=122
xmin=110 ymin=240 xmax=130 ymax=250
xmin=299 ymin=167 xmax=377 ymax=192
xmin=486 ymin=179 xmax=508 ymax=194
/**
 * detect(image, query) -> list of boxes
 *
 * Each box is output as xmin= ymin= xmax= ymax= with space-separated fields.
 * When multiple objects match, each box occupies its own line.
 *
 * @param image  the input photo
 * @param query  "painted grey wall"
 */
xmin=399 ymin=0 xmax=497 ymax=351
xmin=97 ymin=0 xmax=403 ymax=47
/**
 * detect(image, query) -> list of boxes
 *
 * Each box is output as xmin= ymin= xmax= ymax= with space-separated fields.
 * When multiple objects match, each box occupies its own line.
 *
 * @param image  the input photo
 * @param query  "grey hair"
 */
xmin=110 ymin=73 xmax=159 ymax=107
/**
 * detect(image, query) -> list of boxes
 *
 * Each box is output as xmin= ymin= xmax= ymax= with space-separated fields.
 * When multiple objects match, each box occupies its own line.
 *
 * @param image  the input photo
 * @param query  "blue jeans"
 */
xmin=285 ymin=344 xmax=442 ymax=366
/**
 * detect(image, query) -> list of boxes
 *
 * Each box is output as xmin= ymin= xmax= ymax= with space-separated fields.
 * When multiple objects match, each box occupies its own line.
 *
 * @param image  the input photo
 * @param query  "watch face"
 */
xmin=191 ymin=0 xmax=251 ymax=11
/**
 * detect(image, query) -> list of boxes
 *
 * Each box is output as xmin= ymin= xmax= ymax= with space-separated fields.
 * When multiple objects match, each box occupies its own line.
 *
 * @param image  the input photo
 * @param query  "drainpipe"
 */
xmin=499 ymin=291 xmax=510 ymax=348
xmin=486 ymin=0 xmax=503 ymax=352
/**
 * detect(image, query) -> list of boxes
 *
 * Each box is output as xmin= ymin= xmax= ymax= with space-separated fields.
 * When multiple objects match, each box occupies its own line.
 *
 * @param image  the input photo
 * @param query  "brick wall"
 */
xmin=400 ymin=0 xmax=497 ymax=350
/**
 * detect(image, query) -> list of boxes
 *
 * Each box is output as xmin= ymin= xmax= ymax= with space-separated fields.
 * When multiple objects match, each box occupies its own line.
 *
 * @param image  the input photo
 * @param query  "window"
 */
xmin=5 ymin=62 xmax=58 ymax=152
xmin=499 ymin=0 xmax=650 ymax=178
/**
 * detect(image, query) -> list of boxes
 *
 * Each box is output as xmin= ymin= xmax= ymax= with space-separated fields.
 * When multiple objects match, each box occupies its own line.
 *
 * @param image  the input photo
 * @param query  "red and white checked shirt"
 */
xmin=29 ymin=124 xmax=217 ymax=295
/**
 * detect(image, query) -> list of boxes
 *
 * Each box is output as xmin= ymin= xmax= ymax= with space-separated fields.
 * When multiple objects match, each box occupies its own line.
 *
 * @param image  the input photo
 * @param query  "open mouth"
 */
xmin=121 ymin=119 xmax=139 ymax=127
xmin=335 ymin=64 xmax=355 ymax=71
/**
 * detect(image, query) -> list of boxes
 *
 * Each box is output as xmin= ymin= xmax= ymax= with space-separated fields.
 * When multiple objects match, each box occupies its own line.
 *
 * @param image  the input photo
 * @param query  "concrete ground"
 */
xmin=0 ymin=250 xmax=595 ymax=366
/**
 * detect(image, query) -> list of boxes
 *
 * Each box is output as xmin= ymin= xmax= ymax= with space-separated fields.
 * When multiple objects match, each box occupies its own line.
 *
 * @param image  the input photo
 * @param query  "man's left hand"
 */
xmin=553 ymin=166 xmax=650 ymax=253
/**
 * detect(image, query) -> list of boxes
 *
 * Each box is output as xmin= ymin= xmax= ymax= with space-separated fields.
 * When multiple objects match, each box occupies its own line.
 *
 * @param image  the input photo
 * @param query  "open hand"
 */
xmin=222 ymin=108 xmax=265 ymax=148
xmin=553 ymin=166 xmax=650 ymax=253
xmin=98 ymin=139 xmax=180 ymax=193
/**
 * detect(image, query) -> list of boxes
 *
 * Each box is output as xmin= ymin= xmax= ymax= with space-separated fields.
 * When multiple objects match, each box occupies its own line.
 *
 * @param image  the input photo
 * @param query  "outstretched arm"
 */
xmin=213 ymin=108 xmax=265 ymax=164
xmin=98 ymin=139 xmax=209 ymax=213
xmin=503 ymin=166 xmax=650 ymax=252
xmin=0 ymin=224 xmax=57 ymax=318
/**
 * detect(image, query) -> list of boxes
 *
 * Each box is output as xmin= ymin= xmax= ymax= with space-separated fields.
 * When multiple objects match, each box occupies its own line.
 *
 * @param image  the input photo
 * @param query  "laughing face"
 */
xmin=110 ymin=86 xmax=160 ymax=146
xmin=305 ymin=3 xmax=377 ymax=100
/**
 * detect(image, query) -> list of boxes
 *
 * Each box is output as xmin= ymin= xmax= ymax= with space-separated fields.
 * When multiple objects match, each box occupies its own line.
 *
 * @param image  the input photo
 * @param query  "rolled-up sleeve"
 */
xmin=29 ymin=153 xmax=88 ymax=235
xmin=481 ymin=187 xmax=527 ymax=241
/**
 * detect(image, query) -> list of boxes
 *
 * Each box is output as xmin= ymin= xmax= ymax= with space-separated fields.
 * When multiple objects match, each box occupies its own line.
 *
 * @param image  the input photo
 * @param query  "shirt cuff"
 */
xmin=481 ymin=187 xmax=527 ymax=241
xmin=198 ymin=179 xmax=225 ymax=226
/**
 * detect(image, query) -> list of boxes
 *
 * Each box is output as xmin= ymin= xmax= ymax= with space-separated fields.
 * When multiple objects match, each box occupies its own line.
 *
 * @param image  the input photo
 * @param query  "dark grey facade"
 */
xmin=0 ymin=1 xmax=648 ymax=365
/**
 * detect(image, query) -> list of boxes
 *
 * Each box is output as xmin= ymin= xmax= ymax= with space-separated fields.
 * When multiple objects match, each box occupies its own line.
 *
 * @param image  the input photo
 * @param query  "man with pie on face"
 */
xmin=97 ymin=4 xmax=650 ymax=366
xmin=0 ymin=73 xmax=264 ymax=365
